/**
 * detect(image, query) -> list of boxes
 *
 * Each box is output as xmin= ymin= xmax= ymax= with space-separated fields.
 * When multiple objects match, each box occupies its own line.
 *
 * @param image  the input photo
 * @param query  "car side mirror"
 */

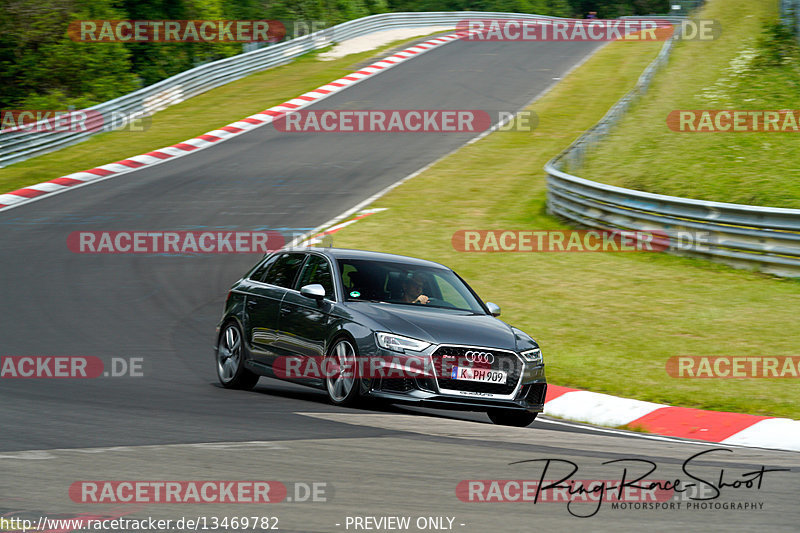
xmin=486 ymin=302 xmax=501 ymax=317
xmin=300 ymin=283 xmax=326 ymax=301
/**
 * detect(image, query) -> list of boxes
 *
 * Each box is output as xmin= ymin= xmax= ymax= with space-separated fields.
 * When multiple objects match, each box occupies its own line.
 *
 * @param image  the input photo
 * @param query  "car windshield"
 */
xmin=337 ymin=258 xmax=486 ymax=313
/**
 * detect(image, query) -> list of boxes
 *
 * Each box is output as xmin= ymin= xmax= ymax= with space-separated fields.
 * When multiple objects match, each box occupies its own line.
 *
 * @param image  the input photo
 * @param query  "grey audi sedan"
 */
xmin=215 ymin=248 xmax=546 ymax=426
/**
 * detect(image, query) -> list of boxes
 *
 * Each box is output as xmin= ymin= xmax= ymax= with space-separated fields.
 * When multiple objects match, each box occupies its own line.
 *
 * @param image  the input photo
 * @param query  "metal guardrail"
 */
xmin=782 ymin=0 xmax=800 ymax=39
xmin=545 ymin=30 xmax=800 ymax=277
xmin=0 ymin=11 xmax=570 ymax=168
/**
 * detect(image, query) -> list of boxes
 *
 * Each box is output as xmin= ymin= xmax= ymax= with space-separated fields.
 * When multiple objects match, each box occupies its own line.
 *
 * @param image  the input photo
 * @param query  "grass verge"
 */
xmin=328 ymin=35 xmax=800 ymax=420
xmin=579 ymin=0 xmax=800 ymax=208
xmin=0 ymin=31 xmax=448 ymax=193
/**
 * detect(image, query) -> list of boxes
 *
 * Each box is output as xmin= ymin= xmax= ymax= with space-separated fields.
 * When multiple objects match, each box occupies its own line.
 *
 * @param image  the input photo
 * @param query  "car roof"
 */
xmin=282 ymin=247 xmax=451 ymax=270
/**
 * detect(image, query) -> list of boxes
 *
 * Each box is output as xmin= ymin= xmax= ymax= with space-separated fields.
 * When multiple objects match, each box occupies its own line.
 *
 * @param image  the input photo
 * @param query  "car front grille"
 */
xmin=380 ymin=377 xmax=415 ymax=392
xmin=431 ymin=346 xmax=521 ymax=397
xmin=522 ymin=383 xmax=547 ymax=405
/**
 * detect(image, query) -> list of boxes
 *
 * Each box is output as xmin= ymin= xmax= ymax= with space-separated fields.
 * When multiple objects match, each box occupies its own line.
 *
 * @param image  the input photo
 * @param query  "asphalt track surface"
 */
xmin=0 ymin=38 xmax=797 ymax=531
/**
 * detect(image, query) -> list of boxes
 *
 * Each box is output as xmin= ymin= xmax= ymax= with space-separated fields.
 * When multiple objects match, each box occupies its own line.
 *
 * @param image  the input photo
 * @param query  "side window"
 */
xmin=432 ymin=272 xmax=471 ymax=310
xmin=296 ymin=255 xmax=335 ymax=299
xmin=249 ymin=254 xmax=279 ymax=282
xmin=341 ymin=263 xmax=358 ymax=290
xmin=263 ymin=253 xmax=306 ymax=288
xmin=338 ymin=260 xmax=387 ymax=301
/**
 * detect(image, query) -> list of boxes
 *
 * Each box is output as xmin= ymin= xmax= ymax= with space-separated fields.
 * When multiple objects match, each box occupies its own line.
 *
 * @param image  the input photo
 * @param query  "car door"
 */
xmin=245 ymin=251 xmax=307 ymax=369
xmin=272 ymin=253 xmax=336 ymax=381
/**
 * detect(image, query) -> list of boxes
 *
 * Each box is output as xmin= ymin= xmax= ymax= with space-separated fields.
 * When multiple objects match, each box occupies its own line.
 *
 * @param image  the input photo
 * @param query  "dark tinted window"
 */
xmin=249 ymin=254 xmax=279 ymax=282
xmin=337 ymin=259 xmax=485 ymax=313
xmin=263 ymin=253 xmax=306 ymax=288
xmin=296 ymin=254 xmax=335 ymax=299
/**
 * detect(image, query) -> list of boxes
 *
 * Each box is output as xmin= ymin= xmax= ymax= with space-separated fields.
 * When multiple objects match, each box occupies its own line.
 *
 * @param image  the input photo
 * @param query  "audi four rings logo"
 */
xmin=464 ymin=351 xmax=494 ymax=364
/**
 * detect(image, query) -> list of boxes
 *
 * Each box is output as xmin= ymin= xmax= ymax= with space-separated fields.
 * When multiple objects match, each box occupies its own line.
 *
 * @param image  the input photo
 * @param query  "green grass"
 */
xmin=327 ymin=33 xmax=800 ymax=420
xmin=617 ymin=424 xmax=648 ymax=433
xmin=0 ymin=31 xmax=447 ymax=193
xmin=579 ymin=0 xmax=800 ymax=208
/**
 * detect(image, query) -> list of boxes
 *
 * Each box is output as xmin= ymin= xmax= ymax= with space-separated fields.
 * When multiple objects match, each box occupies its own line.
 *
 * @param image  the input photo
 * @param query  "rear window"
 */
xmin=263 ymin=253 xmax=306 ymax=288
xmin=296 ymin=254 xmax=335 ymax=298
xmin=249 ymin=254 xmax=279 ymax=282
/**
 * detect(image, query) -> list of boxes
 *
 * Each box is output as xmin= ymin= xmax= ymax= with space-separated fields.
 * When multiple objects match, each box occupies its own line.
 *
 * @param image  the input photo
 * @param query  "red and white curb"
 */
xmin=545 ymin=385 xmax=800 ymax=452
xmin=0 ymin=30 xmax=469 ymax=213
xmin=298 ymin=208 xmax=387 ymax=246
xmin=292 ymin=208 xmax=800 ymax=453
xmin=12 ymin=28 xmax=792 ymax=453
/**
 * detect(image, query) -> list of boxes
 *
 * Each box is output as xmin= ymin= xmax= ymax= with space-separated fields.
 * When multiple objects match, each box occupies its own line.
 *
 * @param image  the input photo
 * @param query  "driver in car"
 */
xmin=402 ymin=274 xmax=429 ymax=305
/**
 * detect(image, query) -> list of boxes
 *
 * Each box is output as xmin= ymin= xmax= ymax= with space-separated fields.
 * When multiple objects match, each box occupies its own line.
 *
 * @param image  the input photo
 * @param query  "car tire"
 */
xmin=323 ymin=338 xmax=362 ymax=406
xmin=216 ymin=321 xmax=259 ymax=390
xmin=487 ymin=409 xmax=537 ymax=427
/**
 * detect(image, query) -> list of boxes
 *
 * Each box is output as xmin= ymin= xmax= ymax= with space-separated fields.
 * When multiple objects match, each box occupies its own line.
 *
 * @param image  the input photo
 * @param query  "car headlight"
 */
xmin=520 ymin=347 xmax=543 ymax=365
xmin=376 ymin=332 xmax=431 ymax=353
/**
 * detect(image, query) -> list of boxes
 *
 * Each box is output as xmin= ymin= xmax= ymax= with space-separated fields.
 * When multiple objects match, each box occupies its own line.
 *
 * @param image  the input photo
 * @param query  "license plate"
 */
xmin=450 ymin=366 xmax=507 ymax=384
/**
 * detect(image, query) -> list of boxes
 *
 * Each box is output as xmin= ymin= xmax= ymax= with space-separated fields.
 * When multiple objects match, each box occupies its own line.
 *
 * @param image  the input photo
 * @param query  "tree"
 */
xmin=0 ymin=0 xmax=137 ymax=109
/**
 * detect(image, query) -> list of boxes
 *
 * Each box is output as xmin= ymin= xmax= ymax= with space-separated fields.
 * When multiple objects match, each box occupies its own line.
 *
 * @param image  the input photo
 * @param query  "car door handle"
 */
xmin=247 ymin=300 xmax=257 ymax=307
xmin=280 ymin=306 xmax=291 ymax=315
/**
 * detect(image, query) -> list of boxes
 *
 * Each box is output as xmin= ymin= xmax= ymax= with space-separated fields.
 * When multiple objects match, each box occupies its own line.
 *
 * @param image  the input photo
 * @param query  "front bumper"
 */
xmin=367 ymin=382 xmax=547 ymax=412
xmin=362 ymin=343 xmax=546 ymax=412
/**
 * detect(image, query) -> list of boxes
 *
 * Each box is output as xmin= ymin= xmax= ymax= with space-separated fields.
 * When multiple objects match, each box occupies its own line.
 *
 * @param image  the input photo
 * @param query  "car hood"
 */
xmin=348 ymin=302 xmax=518 ymax=351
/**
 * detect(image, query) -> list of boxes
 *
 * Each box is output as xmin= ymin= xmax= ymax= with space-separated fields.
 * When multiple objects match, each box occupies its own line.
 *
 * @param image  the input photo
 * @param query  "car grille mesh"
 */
xmin=431 ymin=346 xmax=521 ymax=396
xmin=380 ymin=377 xmax=415 ymax=392
xmin=522 ymin=383 xmax=547 ymax=406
